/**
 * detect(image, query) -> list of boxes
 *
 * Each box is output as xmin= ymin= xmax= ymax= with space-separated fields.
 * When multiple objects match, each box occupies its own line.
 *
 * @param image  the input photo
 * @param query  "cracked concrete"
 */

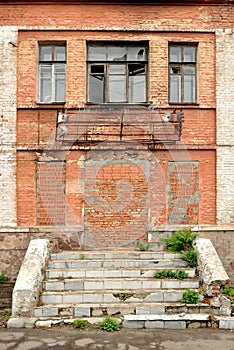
xmin=0 ymin=327 xmax=233 ymax=350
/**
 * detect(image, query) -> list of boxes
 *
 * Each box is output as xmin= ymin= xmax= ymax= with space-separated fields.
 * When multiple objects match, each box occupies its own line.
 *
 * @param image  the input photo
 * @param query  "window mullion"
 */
xmin=52 ymin=63 xmax=55 ymax=102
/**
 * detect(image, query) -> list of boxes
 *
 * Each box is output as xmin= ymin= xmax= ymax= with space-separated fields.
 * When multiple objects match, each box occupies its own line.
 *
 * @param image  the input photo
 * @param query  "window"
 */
xmin=87 ymin=42 xmax=148 ymax=103
xmin=169 ymin=44 xmax=197 ymax=104
xmin=38 ymin=43 xmax=66 ymax=103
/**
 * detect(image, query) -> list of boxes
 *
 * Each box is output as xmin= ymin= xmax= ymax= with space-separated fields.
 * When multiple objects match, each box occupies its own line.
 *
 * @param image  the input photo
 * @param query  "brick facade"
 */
xmin=216 ymin=29 xmax=234 ymax=224
xmin=0 ymin=1 xmax=233 ymax=279
xmin=0 ymin=26 xmax=17 ymax=227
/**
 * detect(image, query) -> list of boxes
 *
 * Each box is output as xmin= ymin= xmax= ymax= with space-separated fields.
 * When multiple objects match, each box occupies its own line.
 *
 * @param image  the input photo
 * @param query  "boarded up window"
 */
xmin=36 ymin=161 xmax=66 ymax=225
xmin=168 ymin=161 xmax=199 ymax=224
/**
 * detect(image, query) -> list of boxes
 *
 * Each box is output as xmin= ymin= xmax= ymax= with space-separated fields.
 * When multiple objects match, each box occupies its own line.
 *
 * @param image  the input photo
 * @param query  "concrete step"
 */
xmin=43 ymin=278 xmax=199 ymax=292
xmin=34 ymin=302 xmax=221 ymax=319
xmin=47 ymin=258 xmax=187 ymax=270
xmin=46 ymin=267 xmax=196 ymax=279
xmin=50 ymin=251 xmax=183 ymax=261
xmin=123 ymin=313 xmax=215 ymax=329
xmin=40 ymin=289 xmax=188 ymax=304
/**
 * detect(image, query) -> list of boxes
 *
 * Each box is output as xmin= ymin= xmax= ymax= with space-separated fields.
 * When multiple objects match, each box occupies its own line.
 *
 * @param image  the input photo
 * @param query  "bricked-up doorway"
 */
xmin=167 ymin=161 xmax=199 ymax=225
xmin=36 ymin=161 xmax=66 ymax=225
xmin=83 ymin=145 xmax=151 ymax=248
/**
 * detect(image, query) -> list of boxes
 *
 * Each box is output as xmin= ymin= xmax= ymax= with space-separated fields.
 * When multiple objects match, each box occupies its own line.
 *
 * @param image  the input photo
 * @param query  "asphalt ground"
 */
xmin=0 ymin=326 xmax=233 ymax=350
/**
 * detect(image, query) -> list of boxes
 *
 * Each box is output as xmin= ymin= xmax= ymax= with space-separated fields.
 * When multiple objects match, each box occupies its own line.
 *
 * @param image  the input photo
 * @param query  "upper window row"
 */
xmin=38 ymin=42 xmax=197 ymax=105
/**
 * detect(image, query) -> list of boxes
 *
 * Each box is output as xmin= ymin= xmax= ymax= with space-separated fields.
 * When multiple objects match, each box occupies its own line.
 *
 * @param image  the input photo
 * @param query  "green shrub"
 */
xmin=182 ymin=248 xmax=198 ymax=267
xmin=0 ymin=274 xmax=8 ymax=284
xmin=163 ymin=229 xmax=198 ymax=253
xmin=154 ymin=269 xmax=188 ymax=280
xmin=73 ymin=318 xmax=88 ymax=330
xmin=98 ymin=317 xmax=121 ymax=332
xmin=181 ymin=289 xmax=200 ymax=304
xmin=135 ymin=240 xmax=151 ymax=251
xmin=223 ymin=285 xmax=234 ymax=297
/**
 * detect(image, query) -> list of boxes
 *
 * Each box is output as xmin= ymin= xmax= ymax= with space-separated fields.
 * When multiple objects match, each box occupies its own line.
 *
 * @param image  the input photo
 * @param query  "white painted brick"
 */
xmin=216 ymin=30 xmax=234 ymax=224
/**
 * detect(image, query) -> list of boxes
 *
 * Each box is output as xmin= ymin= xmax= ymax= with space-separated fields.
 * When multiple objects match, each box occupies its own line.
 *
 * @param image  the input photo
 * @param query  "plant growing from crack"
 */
xmin=135 ymin=240 xmax=151 ymax=251
xmin=154 ymin=269 xmax=188 ymax=280
xmin=73 ymin=318 xmax=88 ymax=330
xmin=98 ymin=317 xmax=121 ymax=332
xmin=163 ymin=229 xmax=198 ymax=267
xmin=0 ymin=274 xmax=8 ymax=284
xmin=181 ymin=289 xmax=200 ymax=304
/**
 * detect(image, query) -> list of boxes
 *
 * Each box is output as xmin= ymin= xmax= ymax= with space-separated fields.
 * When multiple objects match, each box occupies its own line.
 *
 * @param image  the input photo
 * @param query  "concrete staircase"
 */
xmin=33 ymin=249 xmax=223 ymax=329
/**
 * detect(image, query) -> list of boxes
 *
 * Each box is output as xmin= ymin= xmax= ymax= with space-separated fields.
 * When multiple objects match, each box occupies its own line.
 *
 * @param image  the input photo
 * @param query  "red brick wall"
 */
xmin=0 ymin=4 xmax=233 ymax=30
xmin=13 ymin=3 xmax=217 ymax=231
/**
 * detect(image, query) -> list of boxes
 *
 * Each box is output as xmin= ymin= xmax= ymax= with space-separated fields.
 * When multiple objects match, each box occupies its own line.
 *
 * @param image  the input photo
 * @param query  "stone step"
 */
xmin=50 ymin=251 xmax=182 ymax=261
xmin=43 ymin=278 xmax=199 ymax=292
xmin=46 ymin=267 xmax=196 ymax=279
xmin=123 ymin=313 xmax=214 ymax=329
xmin=34 ymin=302 xmax=220 ymax=319
xmin=40 ymin=289 xmax=188 ymax=304
xmin=47 ymin=258 xmax=187 ymax=270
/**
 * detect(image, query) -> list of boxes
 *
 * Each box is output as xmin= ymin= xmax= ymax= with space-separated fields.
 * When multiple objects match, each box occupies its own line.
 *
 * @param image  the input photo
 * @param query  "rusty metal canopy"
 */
xmin=56 ymin=106 xmax=184 ymax=145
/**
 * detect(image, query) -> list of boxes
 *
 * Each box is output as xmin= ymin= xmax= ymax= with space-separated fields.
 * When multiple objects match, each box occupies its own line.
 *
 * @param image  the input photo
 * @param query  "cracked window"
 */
xmin=87 ymin=42 xmax=148 ymax=104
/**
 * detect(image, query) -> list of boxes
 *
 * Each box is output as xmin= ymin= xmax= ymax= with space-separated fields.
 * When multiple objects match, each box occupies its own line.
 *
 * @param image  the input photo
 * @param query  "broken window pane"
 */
xmin=90 ymin=65 xmax=105 ymax=74
xmin=108 ymin=46 xmax=127 ymax=61
xmin=87 ymin=43 xmax=148 ymax=103
xmin=128 ymin=47 xmax=146 ymax=61
xmin=170 ymin=66 xmax=181 ymax=75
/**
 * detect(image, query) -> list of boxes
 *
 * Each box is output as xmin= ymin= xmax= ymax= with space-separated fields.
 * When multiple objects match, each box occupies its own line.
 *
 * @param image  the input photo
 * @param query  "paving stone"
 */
xmin=34 ymin=308 xmax=43 ymax=317
xmin=62 ymin=294 xmax=83 ymax=303
xmin=142 ymin=280 xmax=161 ymax=289
xmin=180 ymin=281 xmax=199 ymax=289
xmin=145 ymin=321 xmax=164 ymax=328
xmin=45 ymin=282 xmax=64 ymax=291
xmin=7 ymin=318 xmax=25 ymax=328
xmin=91 ymin=308 xmax=104 ymax=317
xmin=65 ymin=281 xmax=84 ymax=290
xmin=163 ymin=291 xmax=183 ymax=302
xmin=58 ymin=308 xmax=73 ymax=317
xmin=74 ymin=307 xmax=91 ymax=317
xmin=219 ymin=318 xmax=234 ymax=329
xmin=144 ymin=293 xmax=163 ymax=302
xmin=150 ymin=306 xmax=165 ymax=314
xmin=84 ymin=281 xmax=103 ymax=290
xmin=35 ymin=320 xmax=52 ymax=328
xmin=42 ymin=307 xmax=58 ymax=317
xmin=161 ymin=281 xmax=181 ymax=289
xmin=83 ymin=294 xmax=103 ymax=303
xmin=103 ymin=294 xmax=120 ymax=303
xmin=123 ymin=320 xmax=145 ymax=328
xmin=136 ymin=307 xmax=151 ymax=315
xmin=41 ymin=294 xmax=62 ymax=304
xmin=164 ymin=321 xmax=186 ymax=329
